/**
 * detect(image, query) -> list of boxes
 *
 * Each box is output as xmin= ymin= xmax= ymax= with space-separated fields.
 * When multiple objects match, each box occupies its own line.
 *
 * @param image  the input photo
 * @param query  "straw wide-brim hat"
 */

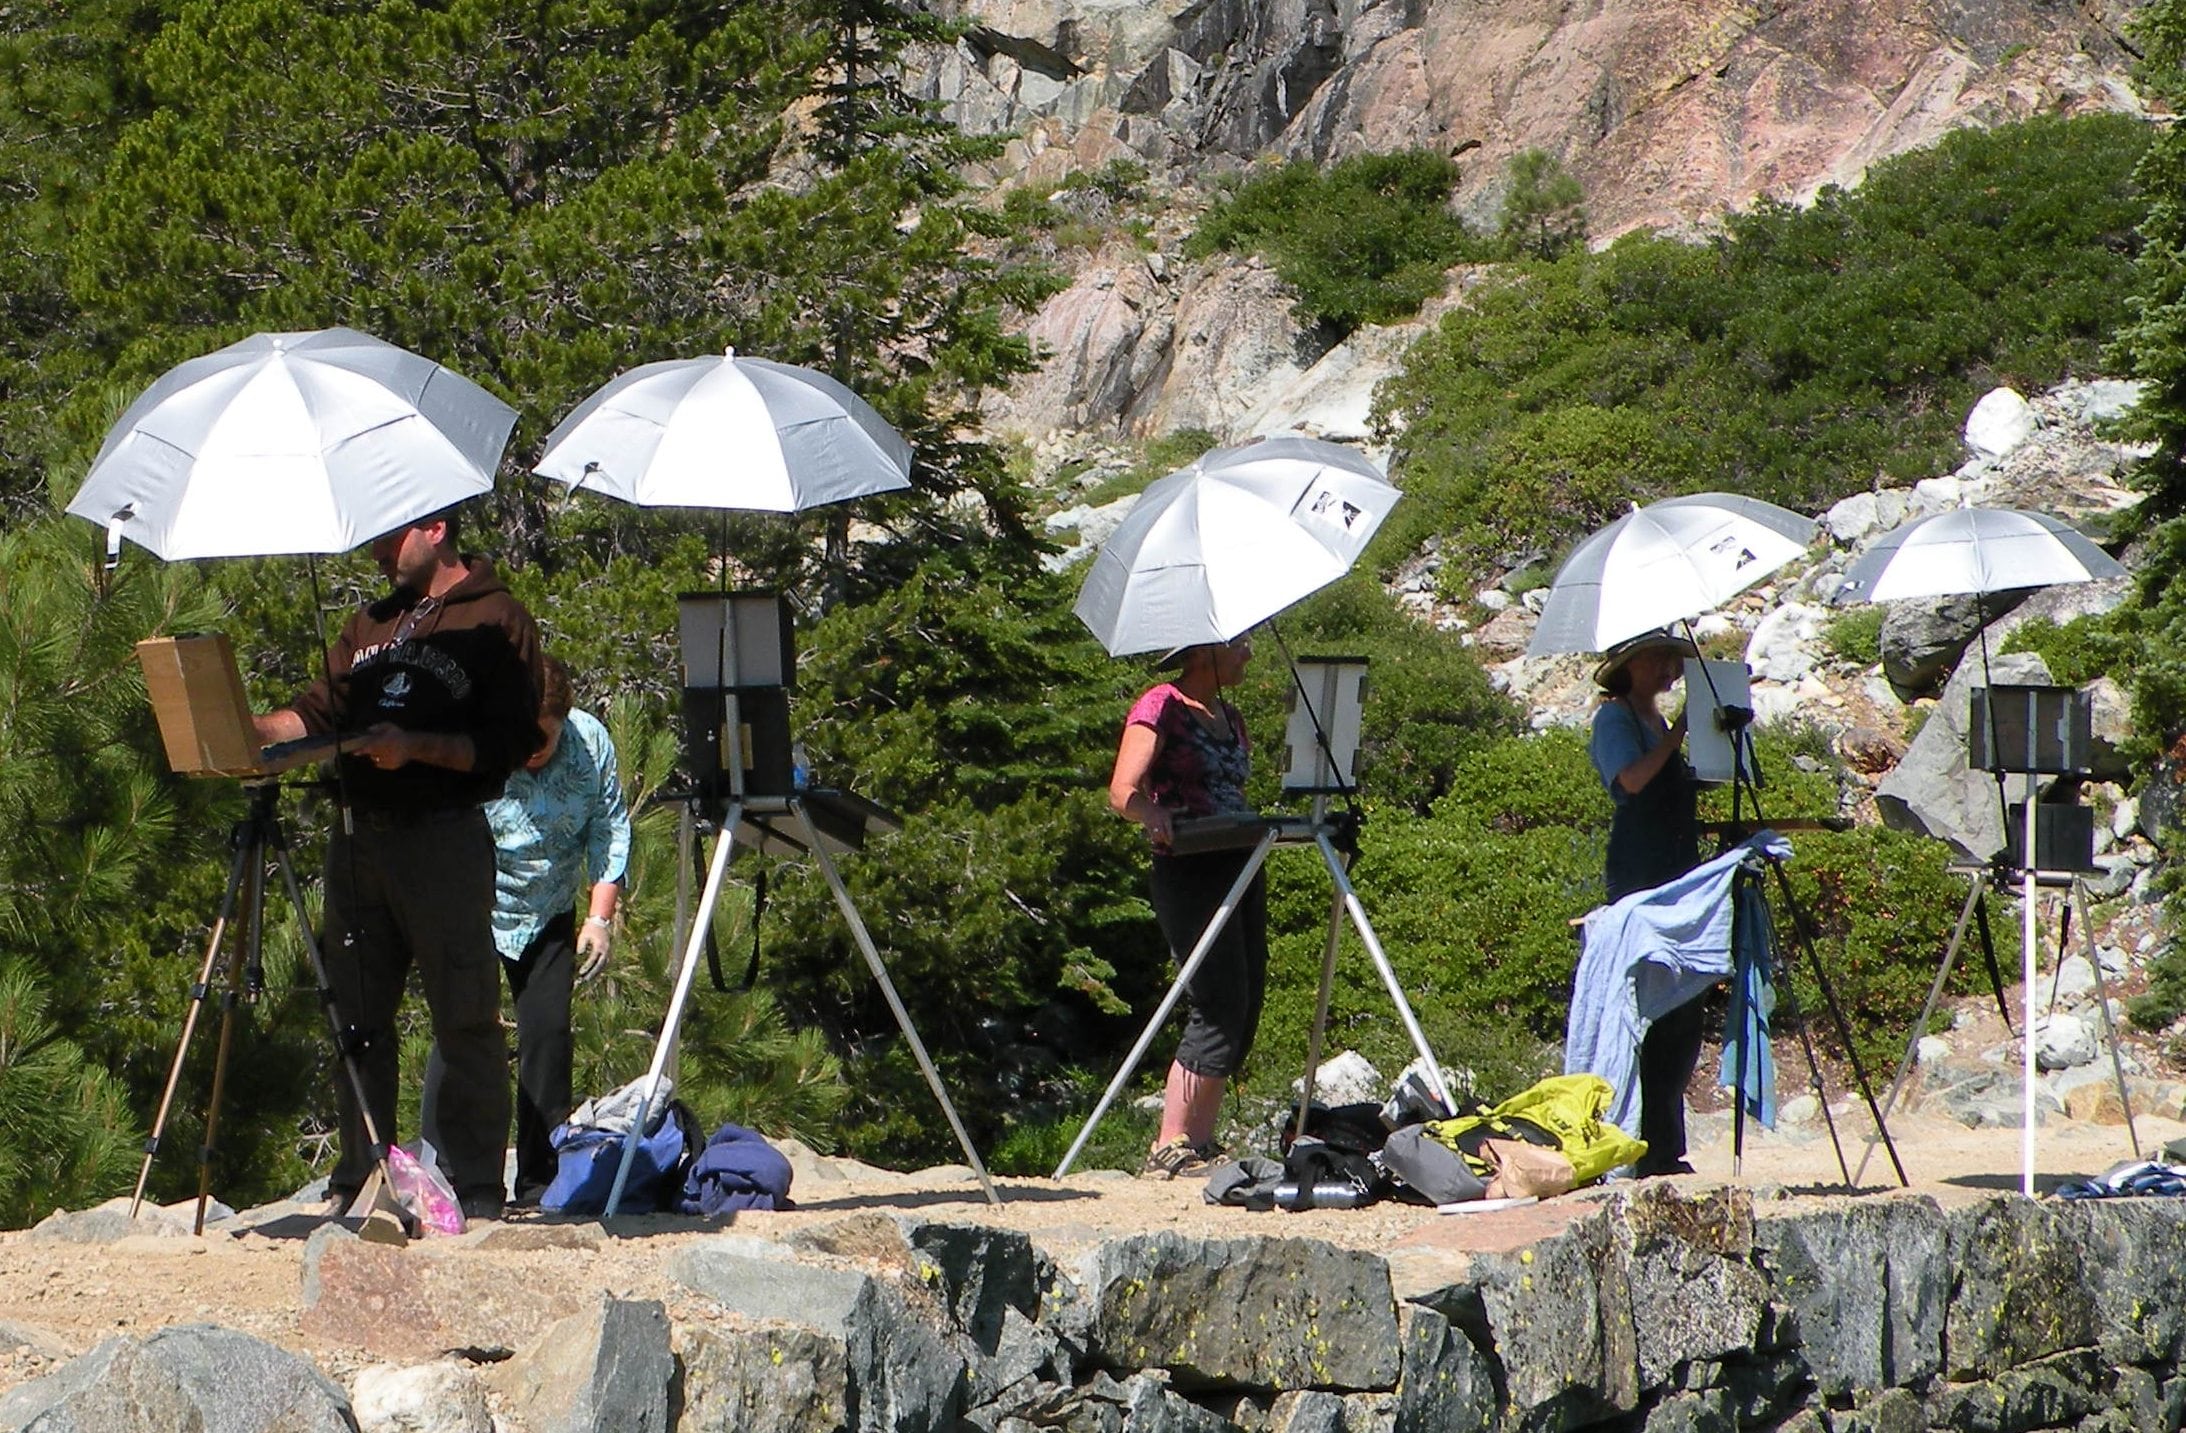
xmin=1592 ymin=629 xmax=1699 ymax=688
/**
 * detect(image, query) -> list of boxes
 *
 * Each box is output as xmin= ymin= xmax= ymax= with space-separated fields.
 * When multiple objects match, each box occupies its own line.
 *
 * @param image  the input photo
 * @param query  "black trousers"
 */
xmin=1148 ymin=849 xmax=1269 ymax=1079
xmin=1635 ymin=994 xmax=1706 ymax=1173
xmin=324 ymin=809 xmax=508 ymax=1203
xmin=422 ymin=911 xmax=576 ymax=1204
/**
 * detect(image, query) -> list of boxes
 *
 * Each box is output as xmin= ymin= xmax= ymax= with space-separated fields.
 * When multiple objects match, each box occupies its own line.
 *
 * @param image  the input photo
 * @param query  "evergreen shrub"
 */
xmin=1378 ymin=113 xmax=2149 ymax=582
xmin=1187 ymin=150 xmax=1482 ymax=333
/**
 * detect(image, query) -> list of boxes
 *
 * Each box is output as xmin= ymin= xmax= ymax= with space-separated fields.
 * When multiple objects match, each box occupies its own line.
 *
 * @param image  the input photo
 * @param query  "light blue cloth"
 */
xmin=1565 ymin=832 xmax=1790 ymax=1135
xmin=1723 ymin=875 xmax=1778 ymax=1127
xmin=485 ymin=707 xmax=631 ymax=961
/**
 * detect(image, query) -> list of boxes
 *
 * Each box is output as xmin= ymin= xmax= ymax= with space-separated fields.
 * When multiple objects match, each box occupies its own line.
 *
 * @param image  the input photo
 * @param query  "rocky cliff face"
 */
xmin=921 ymin=0 xmax=2146 ymax=238
xmin=917 ymin=0 xmax=2150 ymax=444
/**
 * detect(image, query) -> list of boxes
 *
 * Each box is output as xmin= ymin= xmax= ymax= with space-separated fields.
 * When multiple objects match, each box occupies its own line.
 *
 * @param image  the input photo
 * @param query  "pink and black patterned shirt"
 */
xmin=1125 ymin=683 xmax=1252 ymax=828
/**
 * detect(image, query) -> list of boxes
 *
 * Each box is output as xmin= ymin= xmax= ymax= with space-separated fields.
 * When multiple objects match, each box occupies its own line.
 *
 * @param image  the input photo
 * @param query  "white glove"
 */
xmin=577 ymin=916 xmax=613 ymax=983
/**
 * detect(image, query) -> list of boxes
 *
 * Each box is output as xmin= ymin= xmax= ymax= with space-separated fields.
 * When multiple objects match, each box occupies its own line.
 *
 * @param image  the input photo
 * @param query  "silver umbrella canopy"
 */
xmin=1073 ymin=436 xmax=1400 ymax=657
xmin=67 ymin=328 xmax=515 ymax=560
xmin=532 ymin=351 xmax=912 ymax=512
xmin=1528 ymin=493 xmax=1818 ymax=656
xmin=1827 ymin=506 xmax=2124 ymax=604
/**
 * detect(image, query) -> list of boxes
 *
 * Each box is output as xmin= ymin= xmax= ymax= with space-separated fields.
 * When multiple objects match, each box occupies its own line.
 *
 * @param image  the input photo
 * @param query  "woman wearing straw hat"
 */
xmin=1588 ymin=627 xmax=1706 ymax=1176
xmin=1108 ymin=635 xmax=1264 ymax=1180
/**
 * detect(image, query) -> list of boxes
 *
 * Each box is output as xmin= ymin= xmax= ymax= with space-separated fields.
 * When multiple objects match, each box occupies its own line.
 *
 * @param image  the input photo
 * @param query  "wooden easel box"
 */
xmin=135 ymin=633 xmax=262 ymax=778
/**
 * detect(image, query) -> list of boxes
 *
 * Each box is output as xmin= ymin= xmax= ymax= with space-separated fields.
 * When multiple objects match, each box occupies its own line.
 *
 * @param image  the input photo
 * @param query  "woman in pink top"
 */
xmin=1108 ymin=635 xmax=1266 ymax=1179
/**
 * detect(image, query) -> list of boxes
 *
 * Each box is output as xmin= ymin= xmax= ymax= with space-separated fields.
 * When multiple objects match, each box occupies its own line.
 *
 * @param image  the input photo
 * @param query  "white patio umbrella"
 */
xmin=1827 ymin=505 xmax=2124 ymax=604
xmin=1074 ymin=436 xmax=1400 ymax=656
xmin=1825 ymin=504 xmax=2128 ymax=1198
xmin=67 ymin=327 xmax=515 ymax=560
xmin=532 ymin=350 xmax=911 ymax=512
xmin=1528 ymin=493 xmax=1817 ymax=657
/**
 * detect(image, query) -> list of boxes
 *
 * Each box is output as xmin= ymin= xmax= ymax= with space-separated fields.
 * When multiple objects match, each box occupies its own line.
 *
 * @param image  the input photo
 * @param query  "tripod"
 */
xmin=1055 ymin=643 xmax=1458 ymax=1178
xmin=1053 ymin=798 xmax=1458 ymax=1178
xmin=1683 ymin=669 xmax=1908 ymax=1189
xmin=603 ymin=768 xmax=1000 ymax=1214
xmin=130 ymin=780 xmax=398 ymax=1231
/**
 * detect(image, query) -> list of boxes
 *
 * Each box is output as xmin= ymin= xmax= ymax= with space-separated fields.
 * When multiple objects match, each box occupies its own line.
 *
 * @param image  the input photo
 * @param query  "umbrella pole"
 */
xmin=1054 ymin=829 xmax=1278 ymax=1179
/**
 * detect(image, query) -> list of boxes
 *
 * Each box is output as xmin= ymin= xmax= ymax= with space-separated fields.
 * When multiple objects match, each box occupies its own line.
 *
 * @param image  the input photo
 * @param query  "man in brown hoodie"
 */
xmin=257 ymin=505 xmax=542 ymax=1220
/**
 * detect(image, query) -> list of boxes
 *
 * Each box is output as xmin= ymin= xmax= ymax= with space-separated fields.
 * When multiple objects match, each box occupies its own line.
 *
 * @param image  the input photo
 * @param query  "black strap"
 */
xmin=1974 ymin=893 xmax=2015 ymax=1034
xmin=739 ymin=869 xmax=766 ymax=992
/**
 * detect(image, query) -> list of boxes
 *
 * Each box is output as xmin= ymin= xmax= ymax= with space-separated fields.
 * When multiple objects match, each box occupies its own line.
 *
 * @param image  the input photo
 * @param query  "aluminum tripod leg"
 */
xmin=1853 ymin=877 xmax=1985 ymax=1187
xmin=131 ymin=809 xmax=256 ymax=1219
xmin=1294 ymin=885 xmax=1350 ymax=1142
xmin=606 ymin=801 xmax=740 ymax=1218
xmin=1053 ymin=829 xmax=1279 ymax=1179
xmin=1314 ymin=834 xmax=1459 ymax=1116
xmin=2072 ymin=877 xmax=2142 ymax=1159
xmin=796 ymin=802 xmax=999 ymax=1206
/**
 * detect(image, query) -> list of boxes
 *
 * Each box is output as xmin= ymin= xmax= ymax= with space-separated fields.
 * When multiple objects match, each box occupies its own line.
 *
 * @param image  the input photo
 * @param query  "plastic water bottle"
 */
xmin=791 ymin=742 xmax=812 ymax=790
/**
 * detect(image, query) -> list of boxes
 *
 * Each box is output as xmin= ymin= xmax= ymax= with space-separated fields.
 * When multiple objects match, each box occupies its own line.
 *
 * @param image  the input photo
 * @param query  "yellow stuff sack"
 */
xmin=1425 ymin=1072 xmax=1646 ymax=1187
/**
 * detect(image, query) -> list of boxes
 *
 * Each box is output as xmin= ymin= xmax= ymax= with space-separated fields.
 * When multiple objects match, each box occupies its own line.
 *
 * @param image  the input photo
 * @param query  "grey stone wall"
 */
xmin=10 ymin=1185 xmax=2186 ymax=1431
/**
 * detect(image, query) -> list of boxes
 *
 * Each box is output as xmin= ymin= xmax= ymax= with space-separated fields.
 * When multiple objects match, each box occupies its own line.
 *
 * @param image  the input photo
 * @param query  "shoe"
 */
xmin=1635 ymin=1158 xmax=1697 ymax=1179
xmin=458 ymin=1192 xmax=504 ymax=1223
xmin=311 ymin=1189 xmax=358 ymax=1219
xmin=1141 ymin=1137 xmax=1224 ymax=1181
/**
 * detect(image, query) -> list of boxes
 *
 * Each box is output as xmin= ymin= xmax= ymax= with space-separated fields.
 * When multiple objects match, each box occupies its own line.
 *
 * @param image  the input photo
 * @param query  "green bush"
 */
xmin=1822 ymin=606 xmax=1885 ymax=667
xmin=1771 ymin=827 xmax=1987 ymax=1076
xmin=1188 ymin=150 xmax=1483 ymax=333
xmin=1377 ymin=113 xmax=2150 ymax=582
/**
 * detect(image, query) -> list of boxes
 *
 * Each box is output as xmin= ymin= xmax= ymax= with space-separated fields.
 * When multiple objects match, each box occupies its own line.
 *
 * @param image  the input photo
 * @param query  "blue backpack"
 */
xmin=542 ymin=1099 xmax=700 ymax=1215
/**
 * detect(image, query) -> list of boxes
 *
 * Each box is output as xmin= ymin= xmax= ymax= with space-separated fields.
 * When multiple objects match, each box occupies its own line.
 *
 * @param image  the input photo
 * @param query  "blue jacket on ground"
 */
xmin=680 ymin=1123 xmax=794 ymax=1216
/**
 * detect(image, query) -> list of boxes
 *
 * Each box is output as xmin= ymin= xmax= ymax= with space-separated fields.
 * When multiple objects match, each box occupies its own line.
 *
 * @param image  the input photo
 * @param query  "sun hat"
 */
xmin=1592 ymin=628 xmax=1698 ymax=689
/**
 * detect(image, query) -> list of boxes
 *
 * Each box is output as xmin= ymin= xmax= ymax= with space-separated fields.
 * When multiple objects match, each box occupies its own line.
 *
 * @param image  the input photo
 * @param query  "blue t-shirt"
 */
xmin=1589 ymin=700 xmax=1658 ymax=804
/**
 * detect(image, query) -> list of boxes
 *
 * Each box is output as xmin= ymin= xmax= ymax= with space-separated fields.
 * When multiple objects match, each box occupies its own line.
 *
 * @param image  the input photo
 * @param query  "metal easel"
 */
xmin=603 ymin=594 xmax=997 ymax=1214
xmin=1053 ymin=649 xmax=1459 ymax=1178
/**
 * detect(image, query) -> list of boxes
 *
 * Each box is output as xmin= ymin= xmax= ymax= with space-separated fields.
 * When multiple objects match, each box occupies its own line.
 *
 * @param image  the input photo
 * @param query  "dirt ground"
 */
xmin=1 ymin=1102 xmax=2176 ymax=1403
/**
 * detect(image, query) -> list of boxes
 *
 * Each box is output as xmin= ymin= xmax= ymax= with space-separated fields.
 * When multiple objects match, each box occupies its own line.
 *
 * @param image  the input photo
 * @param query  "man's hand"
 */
xmin=577 ymin=916 xmax=613 ymax=983
xmin=352 ymin=723 xmax=417 ymax=770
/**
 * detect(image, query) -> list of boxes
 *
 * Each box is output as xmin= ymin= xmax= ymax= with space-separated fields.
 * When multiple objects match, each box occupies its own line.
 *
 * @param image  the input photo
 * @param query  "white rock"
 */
xmin=1746 ymin=601 xmax=1822 ymax=684
xmin=2033 ymin=1012 xmax=2097 ymax=1071
xmin=1965 ymin=387 xmax=2037 ymax=460
xmin=2052 ymin=955 xmax=2099 ymax=1006
xmin=353 ymin=1361 xmax=493 ymax=1433
xmin=1476 ymin=588 xmax=1512 ymax=613
xmin=1296 ymin=1049 xmax=1383 ymax=1106
xmin=2113 ymin=796 xmax=2139 ymax=842
xmin=1912 ymin=475 xmax=1963 ymax=513
xmin=1521 ymin=588 xmax=1549 ymax=614
xmin=2060 ymin=378 xmax=2144 ymax=424
xmin=1691 ymin=613 xmax=1736 ymax=640
xmin=1824 ymin=492 xmax=1880 ymax=545
xmin=1915 ymin=1035 xmax=1952 ymax=1065
xmin=1779 ymin=1093 xmax=1821 ymax=1126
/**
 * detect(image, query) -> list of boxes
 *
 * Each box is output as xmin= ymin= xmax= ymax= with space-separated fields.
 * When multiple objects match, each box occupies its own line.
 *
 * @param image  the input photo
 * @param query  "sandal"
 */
xmin=1141 ymin=1137 xmax=1224 ymax=1181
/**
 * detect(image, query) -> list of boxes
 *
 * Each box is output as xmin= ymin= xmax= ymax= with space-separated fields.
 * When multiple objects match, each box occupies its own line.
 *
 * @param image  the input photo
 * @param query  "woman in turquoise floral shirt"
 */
xmin=426 ymin=655 xmax=631 ymax=1206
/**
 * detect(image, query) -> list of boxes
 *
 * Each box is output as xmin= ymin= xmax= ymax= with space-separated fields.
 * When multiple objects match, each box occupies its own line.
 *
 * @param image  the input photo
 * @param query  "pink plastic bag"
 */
xmin=386 ymin=1142 xmax=465 ymax=1236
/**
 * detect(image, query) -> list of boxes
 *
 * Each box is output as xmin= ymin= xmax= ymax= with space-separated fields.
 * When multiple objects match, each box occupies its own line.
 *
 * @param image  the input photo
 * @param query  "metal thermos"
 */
xmin=1273 ymin=1180 xmax=1368 ymax=1211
